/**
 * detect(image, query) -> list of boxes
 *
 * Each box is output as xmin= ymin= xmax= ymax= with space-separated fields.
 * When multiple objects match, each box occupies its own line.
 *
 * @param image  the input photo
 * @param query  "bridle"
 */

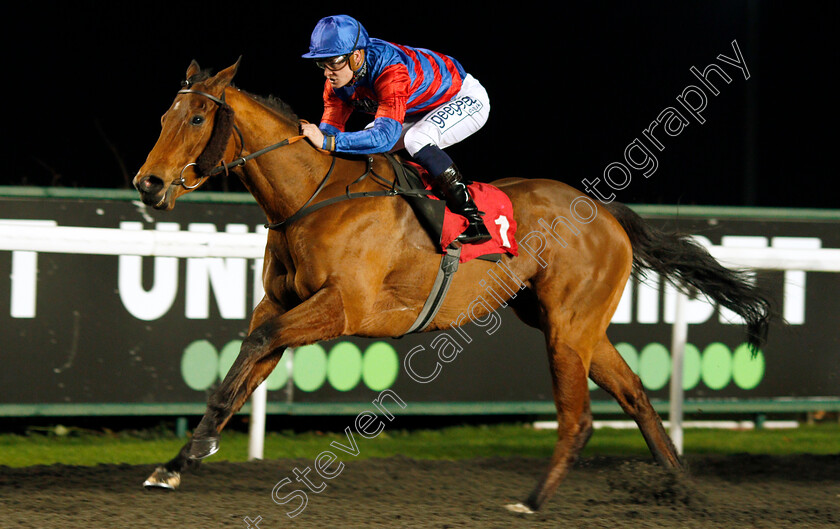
xmin=173 ymin=87 xmax=306 ymax=189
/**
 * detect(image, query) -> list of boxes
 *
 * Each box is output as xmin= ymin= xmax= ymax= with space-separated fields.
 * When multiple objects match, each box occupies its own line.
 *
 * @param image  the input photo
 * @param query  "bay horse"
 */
xmin=133 ymin=59 xmax=771 ymax=512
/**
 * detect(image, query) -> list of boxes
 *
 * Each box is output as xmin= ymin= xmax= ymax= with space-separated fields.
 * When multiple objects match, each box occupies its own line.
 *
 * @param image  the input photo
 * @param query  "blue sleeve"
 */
xmin=319 ymin=123 xmax=341 ymax=137
xmin=320 ymin=117 xmax=402 ymax=155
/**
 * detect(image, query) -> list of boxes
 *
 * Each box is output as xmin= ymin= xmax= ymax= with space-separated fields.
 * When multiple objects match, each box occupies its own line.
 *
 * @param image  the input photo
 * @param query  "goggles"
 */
xmin=315 ymin=54 xmax=350 ymax=71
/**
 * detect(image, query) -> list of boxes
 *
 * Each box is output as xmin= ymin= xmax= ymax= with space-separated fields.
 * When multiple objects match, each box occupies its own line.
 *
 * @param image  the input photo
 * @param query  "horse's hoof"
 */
xmin=143 ymin=466 xmax=180 ymax=490
xmin=505 ymin=502 xmax=535 ymax=514
xmin=189 ymin=437 xmax=220 ymax=460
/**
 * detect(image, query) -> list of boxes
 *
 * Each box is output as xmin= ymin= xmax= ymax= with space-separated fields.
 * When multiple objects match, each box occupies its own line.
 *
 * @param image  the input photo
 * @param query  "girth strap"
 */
xmin=404 ymin=245 xmax=462 ymax=334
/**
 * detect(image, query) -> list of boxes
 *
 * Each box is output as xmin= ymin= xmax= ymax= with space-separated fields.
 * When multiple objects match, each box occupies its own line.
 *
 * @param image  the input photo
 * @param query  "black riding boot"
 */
xmin=435 ymin=165 xmax=492 ymax=245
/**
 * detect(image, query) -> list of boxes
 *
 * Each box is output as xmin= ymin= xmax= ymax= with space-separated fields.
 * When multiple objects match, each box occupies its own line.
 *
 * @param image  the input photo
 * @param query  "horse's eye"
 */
xmin=190 ymin=115 xmax=205 ymax=126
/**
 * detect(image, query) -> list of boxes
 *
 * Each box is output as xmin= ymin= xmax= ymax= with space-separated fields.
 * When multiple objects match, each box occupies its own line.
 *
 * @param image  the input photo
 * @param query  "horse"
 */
xmin=133 ymin=59 xmax=772 ymax=512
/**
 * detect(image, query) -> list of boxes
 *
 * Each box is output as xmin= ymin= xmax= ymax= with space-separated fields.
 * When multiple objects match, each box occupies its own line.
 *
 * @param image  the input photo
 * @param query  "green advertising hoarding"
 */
xmin=1 ymin=189 xmax=838 ymax=416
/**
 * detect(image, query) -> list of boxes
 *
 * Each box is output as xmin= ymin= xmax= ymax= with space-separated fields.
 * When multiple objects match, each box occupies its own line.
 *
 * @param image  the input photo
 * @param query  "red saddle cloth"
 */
xmin=413 ymin=164 xmax=518 ymax=263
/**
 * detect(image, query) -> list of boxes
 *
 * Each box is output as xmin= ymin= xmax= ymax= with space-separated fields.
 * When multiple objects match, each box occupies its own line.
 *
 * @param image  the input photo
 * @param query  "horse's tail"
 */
xmin=605 ymin=201 xmax=773 ymax=354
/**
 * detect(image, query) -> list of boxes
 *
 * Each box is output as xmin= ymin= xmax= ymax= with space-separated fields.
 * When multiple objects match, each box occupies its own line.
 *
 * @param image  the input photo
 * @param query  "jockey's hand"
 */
xmin=301 ymin=123 xmax=325 ymax=149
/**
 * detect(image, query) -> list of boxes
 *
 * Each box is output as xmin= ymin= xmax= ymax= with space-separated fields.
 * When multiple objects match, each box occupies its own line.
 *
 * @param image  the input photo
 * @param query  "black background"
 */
xmin=1 ymin=1 xmax=836 ymax=208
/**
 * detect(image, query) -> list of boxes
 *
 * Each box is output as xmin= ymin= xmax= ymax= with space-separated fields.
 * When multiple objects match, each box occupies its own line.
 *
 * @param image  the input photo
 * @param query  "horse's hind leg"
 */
xmin=589 ymin=335 xmax=683 ymax=470
xmin=508 ymin=337 xmax=594 ymax=513
xmin=510 ymin=296 xmax=684 ymax=473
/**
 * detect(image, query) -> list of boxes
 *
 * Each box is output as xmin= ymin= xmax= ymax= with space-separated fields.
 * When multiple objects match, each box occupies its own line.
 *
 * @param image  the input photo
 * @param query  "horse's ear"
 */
xmin=186 ymin=60 xmax=201 ymax=81
xmin=209 ymin=56 xmax=241 ymax=90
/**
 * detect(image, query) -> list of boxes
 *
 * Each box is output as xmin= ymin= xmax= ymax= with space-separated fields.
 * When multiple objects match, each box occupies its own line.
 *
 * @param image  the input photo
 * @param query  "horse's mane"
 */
xmin=242 ymin=90 xmax=299 ymax=124
xmin=184 ymin=67 xmax=299 ymax=123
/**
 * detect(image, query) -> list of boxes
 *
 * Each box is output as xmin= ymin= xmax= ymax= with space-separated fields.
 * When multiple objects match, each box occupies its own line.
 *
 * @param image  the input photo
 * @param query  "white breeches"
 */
xmin=389 ymin=74 xmax=491 ymax=156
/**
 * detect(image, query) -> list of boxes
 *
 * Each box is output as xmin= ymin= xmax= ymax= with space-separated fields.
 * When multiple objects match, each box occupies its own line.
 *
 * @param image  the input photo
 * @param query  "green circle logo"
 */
xmin=293 ymin=344 xmax=328 ymax=392
xmin=639 ymin=343 xmax=671 ymax=391
xmin=327 ymin=342 xmax=363 ymax=392
xmin=701 ymin=342 xmax=732 ymax=390
xmin=681 ymin=343 xmax=702 ymax=390
xmin=362 ymin=341 xmax=399 ymax=390
xmin=732 ymin=343 xmax=764 ymax=390
xmin=181 ymin=340 xmax=218 ymax=391
xmin=180 ymin=340 xmax=400 ymax=392
xmin=587 ymin=341 xmax=763 ymax=393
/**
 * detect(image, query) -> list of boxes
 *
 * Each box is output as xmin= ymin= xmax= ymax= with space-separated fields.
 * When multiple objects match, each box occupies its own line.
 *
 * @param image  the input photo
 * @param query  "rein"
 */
xmin=177 ymin=88 xmax=434 ymax=231
xmin=265 ymin=155 xmax=429 ymax=230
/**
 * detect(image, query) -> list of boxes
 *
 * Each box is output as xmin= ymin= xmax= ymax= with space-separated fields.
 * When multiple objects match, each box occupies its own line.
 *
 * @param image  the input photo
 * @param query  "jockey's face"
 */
xmin=317 ymin=50 xmax=362 ymax=89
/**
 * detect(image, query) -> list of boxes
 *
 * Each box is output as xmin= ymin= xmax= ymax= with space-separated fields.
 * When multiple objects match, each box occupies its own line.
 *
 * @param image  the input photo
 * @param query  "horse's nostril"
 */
xmin=138 ymin=175 xmax=165 ymax=193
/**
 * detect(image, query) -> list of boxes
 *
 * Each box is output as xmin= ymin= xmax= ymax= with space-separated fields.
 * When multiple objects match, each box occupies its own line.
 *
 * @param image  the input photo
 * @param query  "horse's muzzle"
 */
xmin=134 ymin=174 xmax=168 ymax=208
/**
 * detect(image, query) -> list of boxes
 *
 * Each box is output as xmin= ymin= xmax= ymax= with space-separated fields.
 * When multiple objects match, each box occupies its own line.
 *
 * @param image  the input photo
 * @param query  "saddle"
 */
xmin=384 ymin=154 xmax=518 ymax=333
xmin=386 ymin=154 xmax=515 ymax=263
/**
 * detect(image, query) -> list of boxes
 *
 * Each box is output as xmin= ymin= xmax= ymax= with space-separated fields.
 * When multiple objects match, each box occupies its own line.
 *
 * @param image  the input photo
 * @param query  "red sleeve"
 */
xmin=320 ymin=80 xmax=353 ymax=132
xmin=371 ymin=64 xmax=411 ymax=125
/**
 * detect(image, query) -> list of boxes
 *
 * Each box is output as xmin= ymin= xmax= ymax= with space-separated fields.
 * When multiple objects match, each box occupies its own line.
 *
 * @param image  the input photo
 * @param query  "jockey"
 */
xmin=301 ymin=14 xmax=492 ymax=244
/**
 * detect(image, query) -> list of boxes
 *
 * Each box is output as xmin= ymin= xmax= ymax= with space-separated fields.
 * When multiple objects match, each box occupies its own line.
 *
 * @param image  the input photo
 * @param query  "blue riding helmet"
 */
xmin=301 ymin=15 xmax=369 ymax=59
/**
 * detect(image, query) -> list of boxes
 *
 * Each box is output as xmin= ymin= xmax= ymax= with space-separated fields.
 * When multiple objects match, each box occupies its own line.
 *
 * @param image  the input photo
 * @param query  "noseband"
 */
xmin=174 ymin=87 xmax=304 ymax=188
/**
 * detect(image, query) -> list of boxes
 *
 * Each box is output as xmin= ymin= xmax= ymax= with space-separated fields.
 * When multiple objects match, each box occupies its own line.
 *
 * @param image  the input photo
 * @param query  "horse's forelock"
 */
xmin=183 ymin=68 xmax=213 ymax=88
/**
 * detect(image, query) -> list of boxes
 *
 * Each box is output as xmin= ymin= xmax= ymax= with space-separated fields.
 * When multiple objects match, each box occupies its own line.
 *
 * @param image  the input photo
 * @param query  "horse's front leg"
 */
xmin=193 ymin=287 xmax=346 ymax=455
xmin=143 ymin=288 xmax=346 ymax=489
